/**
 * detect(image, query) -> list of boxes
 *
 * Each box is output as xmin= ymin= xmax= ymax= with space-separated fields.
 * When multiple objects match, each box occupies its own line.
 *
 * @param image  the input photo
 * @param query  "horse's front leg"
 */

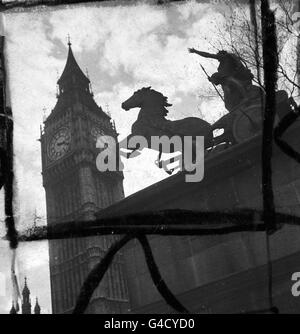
xmin=154 ymin=148 xmax=163 ymax=169
xmin=118 ymin=134 xmax=143 ymax=159
xmin=127 ymin=147 xmax=140 ymax=159
xmin=154 ymin=145 xmax=175 ymax=175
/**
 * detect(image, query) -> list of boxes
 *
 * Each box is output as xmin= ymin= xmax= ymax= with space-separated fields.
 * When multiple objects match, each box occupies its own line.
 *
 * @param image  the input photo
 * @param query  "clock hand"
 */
xmin=57 ymin=141 xmax=67 ymax=146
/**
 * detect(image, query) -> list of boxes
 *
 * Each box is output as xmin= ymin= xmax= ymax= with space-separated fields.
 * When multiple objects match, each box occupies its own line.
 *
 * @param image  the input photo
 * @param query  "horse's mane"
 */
xmin=138 ymin=87 xmax=172 ymax=107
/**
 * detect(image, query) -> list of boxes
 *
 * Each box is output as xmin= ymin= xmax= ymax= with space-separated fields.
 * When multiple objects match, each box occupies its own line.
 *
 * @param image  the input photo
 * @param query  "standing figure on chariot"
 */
xmin=188 ymin=48 xmax=260 ymax=112
xmin=188 ymin=47 xmax=295 ymax=145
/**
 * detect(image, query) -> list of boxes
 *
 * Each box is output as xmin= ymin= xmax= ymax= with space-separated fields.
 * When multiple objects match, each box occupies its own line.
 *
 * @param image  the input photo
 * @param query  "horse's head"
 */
xmin=121 ymin=87 xmax=172 ymax=111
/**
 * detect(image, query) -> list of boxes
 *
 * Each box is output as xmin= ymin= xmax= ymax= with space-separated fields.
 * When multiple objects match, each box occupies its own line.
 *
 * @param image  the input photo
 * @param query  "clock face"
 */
xmin=91 ymin=126 xmax=104 ymax=142
xmin=48 ymin=128 xmax=71 ymax=161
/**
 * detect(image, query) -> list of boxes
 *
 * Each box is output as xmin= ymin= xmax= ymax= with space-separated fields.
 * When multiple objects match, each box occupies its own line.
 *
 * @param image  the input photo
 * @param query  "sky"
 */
xmin=0 ymin=0 xmax=298 ymax=314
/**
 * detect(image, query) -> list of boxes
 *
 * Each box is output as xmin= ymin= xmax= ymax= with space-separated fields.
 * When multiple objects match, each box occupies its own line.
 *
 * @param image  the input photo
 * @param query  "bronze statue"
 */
xmin=188 ymin=48 xmax=255 ymax=112
xmin=188 ymin=48 xmax=297 ymax=146
xmin=188 ymin=48 xmax=269 ymax=145
xmin=121 ymin=87 xmax=213 ymax=173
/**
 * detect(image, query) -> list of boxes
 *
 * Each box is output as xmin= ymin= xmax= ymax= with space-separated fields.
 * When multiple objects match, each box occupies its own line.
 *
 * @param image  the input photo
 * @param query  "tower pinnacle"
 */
xmin=46 ymin=40 xmax=110 ymax=122
xmin=67 ymin=34 xmax=71 ymax=47
xmin=22 ymin=277 xmax=31 ymax=314
xmin=34 ymin=298 xmax=41 ymax=314
xmin=10 ymin=302 xmax=17 ymax=314
xmin=56 ymin=41 xmax=90 ymax=96
xmin=9 ymin=277 xmax=42 ymax=314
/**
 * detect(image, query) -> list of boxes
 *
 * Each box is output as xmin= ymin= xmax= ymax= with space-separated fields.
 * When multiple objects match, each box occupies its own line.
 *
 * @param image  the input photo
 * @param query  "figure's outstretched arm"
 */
xmin=188 ymin=48 xmax=220 ymax=60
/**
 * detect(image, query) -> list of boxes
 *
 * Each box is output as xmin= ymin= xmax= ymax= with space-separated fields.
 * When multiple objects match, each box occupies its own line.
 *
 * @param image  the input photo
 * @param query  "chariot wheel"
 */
xmin=232 ymin=104 xmax=264 ymax=143
xmin=232 ymin=103 xmax=280 ymax=143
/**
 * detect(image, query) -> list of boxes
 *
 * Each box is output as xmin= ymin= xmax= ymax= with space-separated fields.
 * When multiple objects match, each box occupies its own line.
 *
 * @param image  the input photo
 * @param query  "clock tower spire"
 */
xmin=40 ymin=41 xmax=128 ymax=314
xmin=21 ymin=277 xmax=31 ymax=314
xmin=57 ymin=40 xmax=90 ymax=95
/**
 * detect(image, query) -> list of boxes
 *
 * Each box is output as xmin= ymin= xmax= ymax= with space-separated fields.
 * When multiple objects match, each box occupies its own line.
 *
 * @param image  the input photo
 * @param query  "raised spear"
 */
xmin=199 ymin=63 xmax=224 ymax=102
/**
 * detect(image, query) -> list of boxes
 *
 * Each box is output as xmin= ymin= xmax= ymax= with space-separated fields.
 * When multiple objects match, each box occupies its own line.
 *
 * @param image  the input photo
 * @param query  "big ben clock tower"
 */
xmin=40 ymin=40 xmax=128 ymax=314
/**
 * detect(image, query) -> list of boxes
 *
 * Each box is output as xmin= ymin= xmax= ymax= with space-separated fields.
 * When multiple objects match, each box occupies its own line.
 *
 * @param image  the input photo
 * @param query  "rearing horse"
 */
xmin=120 ymin=87 xmax=213 ymax=173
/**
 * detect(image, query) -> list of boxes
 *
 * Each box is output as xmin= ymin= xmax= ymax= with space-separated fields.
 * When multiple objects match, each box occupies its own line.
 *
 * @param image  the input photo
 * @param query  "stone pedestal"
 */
xmin=98 ymin=121 xmax=300 ymax=313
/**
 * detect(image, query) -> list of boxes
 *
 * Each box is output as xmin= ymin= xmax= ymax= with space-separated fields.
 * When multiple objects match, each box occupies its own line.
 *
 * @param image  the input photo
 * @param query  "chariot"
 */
xmin=212 ymin=89 xmax=296 ymax=146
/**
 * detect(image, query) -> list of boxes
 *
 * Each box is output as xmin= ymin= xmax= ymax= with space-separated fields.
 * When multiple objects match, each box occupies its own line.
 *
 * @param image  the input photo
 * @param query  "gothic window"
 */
xmin=63 ymin=240 xmax=67 ymax=261
xmin=114 ymin=265 xmax=119 ymax=299
xmin=65 ymin=273 xmax=70 ymax=310
xmin=116 ymin=265 xmax=122 ymax=300
xmin=61 ymin=191 xmax=66 ymax=217
xmin=58 ymin=189 xmax=62 ymax=217
xmin=69 ymin=269 xmax=74 ymax=307
xmin=71 ymin=183 xmax=76 ymax=213
xmin=118 ymin=265 xmax=124 ymax=299
xmin=72 ymin=239 xmax=76 ymax=257
xmin=66 ymin=239 xmax=70 ymax=259
xmin=76 ymin=268 xmax=81 ymax=291
xmin=107 ymin=267 xmax=113 ymax=298
xmin=61 ymin=274 xmax=66 ymax=310
xmin=120 ymin=266 xmax=127 ymax=300
xmin=112 ymin=264 xmax=118 ymax=299
xmin=65 ymin=184 xmax=70 ymax=215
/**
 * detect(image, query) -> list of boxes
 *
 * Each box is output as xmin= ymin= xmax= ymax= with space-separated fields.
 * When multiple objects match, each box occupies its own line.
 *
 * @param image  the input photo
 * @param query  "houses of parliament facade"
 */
xmin=40 ymin=41 xmax=129 ymax=314
xmin=10 ymin=278 xmax=41 ymax=314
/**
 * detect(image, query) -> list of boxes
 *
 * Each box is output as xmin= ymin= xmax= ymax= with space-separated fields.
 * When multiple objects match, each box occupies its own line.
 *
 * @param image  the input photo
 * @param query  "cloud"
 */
xmin=49 ymin=6 xmax=104 ymax=53
xmin=5 ymin=12 xmax=62 ymax=229
xmin=47 ymin=2 xmax=226 ymax=100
